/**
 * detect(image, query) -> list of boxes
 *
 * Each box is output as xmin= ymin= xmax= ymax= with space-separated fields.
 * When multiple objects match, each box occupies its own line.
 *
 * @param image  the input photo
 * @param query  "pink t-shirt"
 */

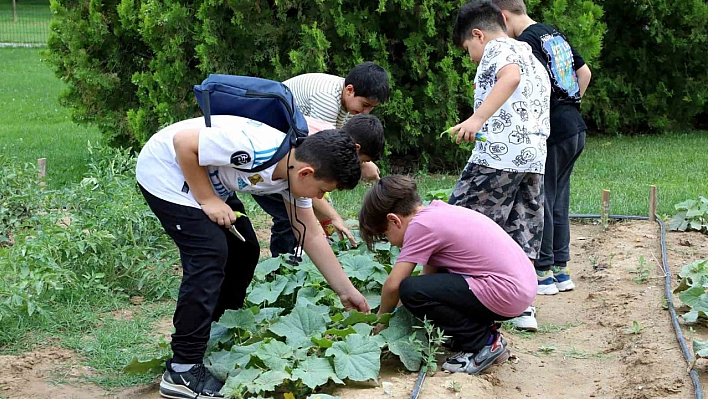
xmin=396 ymin=201 xmax=537 ymax=317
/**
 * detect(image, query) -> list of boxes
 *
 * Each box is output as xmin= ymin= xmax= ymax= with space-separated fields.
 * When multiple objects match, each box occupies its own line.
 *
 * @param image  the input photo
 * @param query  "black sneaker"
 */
xmin=160 ymin=360 xmax=224 ymax=399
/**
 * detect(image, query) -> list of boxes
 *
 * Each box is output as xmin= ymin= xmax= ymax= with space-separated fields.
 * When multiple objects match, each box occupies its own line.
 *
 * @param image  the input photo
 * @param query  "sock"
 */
xmin=486 ymin=331 xmax=497 ymax=345
xmin=171 ymin=362 xmax=196 ymax=373
xmin=552 ymin=264 xmax=569 ymax=275
xmin=536 ymin=269 xmax=553 ymax=280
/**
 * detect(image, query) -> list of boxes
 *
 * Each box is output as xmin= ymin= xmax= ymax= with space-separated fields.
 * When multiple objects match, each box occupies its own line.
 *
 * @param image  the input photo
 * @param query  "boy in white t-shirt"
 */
xmin=136 ymin=116 xmax=369 ymax=399
xmin=448 ymin=0 xmax=550 ymax=331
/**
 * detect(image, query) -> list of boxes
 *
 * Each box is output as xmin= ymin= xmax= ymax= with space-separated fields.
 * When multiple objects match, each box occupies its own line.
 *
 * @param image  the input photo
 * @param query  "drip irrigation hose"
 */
xmin=569 ymin=213 xmax=703 ymax=399
xmin=406 ymin=213 xmax=703 ymax=399
xmin=409 ymin=368 xmax=427 ymax=399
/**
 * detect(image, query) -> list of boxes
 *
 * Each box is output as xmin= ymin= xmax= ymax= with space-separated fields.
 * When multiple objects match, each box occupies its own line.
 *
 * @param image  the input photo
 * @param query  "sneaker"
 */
xmin=553 ymin=265 xmax=576 ymax=292
xmin=509 ymin=306 xmax=538 ymax=332
xmin=160 ymin=360 xmax=224 ymax=399
xmin=442 ymin=329 xmax=509 ymax=374
xmin=537 ymin=269 xmax=559 ymax=295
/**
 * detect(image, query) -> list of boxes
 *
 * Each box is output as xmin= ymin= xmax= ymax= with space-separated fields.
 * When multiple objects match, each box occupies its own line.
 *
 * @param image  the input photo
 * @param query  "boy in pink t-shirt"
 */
xmin=359 ymin=175 xmax=536 ymax=375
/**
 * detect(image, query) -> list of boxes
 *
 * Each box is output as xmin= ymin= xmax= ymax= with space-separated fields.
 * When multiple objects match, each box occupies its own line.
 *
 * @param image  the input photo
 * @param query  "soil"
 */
xmin=1 ymin=221 xmax=707 ymax=399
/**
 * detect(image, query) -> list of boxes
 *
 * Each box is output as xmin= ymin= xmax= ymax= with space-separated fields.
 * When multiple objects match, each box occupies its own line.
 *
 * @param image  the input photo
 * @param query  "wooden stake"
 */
xmin=37 ymin=158 xmax=46 ymax=180
xmin=12 ymin=0 xmax=18 ymax=23
xmin=649 ymin=185 xmax=657 ymax=222
xmin=601 ymin=189 xmax=611 ymax=230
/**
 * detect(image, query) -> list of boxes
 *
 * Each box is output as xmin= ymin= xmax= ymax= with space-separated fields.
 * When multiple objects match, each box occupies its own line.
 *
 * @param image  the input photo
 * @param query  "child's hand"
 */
xmin=453 ymin=117 xmax=484 ymax=144
xmin=360 ymin=161 xmax=381 ymax=181
xmin=201 ymin=198 xmax=236 ymax=226
xmin=339 ymin=288 xmax=370 ymax=314
xmin=331 ymin=217 xmax=358 ymax=247
xmin=373 ymin=323 xmax=385 ymax=334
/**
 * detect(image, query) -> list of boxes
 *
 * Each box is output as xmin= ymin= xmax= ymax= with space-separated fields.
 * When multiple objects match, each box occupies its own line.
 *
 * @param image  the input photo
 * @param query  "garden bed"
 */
xmin=0 ymin=220 xmax=706 ymax=399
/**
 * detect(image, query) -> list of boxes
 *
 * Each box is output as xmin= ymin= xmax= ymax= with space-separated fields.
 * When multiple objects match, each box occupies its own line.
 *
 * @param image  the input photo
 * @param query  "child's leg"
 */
xmin=550 ymin=132 xmax=585 ymax=290
xmin=140 ymin=187 xmax=252 ymax=365
xmin=213 ymin=194 xmax=261 ymax=321
xmin=399 ymin=273 xmax=509 ymax=353
xmin=252 ymin=193 xmax=296 ymax=257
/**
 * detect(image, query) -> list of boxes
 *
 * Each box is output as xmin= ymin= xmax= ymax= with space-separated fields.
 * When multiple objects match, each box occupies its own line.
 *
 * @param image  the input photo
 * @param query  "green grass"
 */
xmin=0 ymin=0 xmax=51 ymax=44
xmin=0 ymin=47 xmax=102 ymax=188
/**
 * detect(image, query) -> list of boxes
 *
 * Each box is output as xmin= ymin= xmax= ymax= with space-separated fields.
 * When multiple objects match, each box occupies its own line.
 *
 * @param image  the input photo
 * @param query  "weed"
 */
xmin=632 ymin=256 xmax=653 ymax=284
xmin=625 ymin=321 xmax=643 ymax=334
xmin=446 ymin=381 xmax=462 ymax=393
xmin=415 ymin=316 xmax=449 ymax=375
xmin=537 ymin=345 xmax=556 ymax=354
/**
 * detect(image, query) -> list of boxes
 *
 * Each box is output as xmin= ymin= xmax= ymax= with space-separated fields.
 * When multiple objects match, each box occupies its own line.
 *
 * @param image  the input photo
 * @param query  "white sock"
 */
xmin=171 ymin=362 xmax=196 ymax=373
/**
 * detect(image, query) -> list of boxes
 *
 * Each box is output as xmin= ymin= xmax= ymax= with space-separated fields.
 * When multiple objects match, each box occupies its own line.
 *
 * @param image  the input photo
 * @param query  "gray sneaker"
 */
xmin=160 ymin=360 xmax=224 ymax=399
xmin=442 ymin=332 xmax=509 ymax=374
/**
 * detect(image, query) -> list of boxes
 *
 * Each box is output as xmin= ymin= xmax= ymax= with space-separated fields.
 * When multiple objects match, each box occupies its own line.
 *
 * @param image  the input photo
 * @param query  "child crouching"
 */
xmin=359 ymin=175 xmax=537 ymax=374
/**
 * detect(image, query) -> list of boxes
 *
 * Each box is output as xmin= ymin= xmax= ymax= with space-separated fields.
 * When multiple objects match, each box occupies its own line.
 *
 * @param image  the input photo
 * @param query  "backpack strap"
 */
xmin=201 ymin=90 xmax=212 ymax=128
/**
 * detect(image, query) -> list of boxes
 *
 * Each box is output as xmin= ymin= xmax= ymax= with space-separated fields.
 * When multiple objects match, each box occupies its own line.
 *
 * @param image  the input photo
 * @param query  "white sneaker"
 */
xmin=537 ymin=282 xmax=559 ymax=295
xmin=509 ymin=306 xmax=538 ymax=332
xmin=537 ymin=269 xmax=559 ymax=295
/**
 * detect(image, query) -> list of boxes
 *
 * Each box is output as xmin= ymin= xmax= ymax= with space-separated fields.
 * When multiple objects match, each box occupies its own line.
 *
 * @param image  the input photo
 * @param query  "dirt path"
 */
xmin=0 ymin=221 xmax=705 ymax=399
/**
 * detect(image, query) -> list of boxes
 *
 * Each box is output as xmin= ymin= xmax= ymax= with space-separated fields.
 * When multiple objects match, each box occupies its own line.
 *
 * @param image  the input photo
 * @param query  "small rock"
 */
xmin=382 ymin=381 xmax=394 ymax=396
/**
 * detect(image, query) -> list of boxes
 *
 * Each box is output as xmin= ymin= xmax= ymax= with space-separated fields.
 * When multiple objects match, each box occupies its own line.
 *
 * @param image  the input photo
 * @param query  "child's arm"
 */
xmin=311 ymin=197 xmax=357 ymax=246
xmin=576 ymin=64 xmax=592 ymax=97
xmin=173 ymin=129 xmax=236 ymax=227
xmin=285 ymin=203 xmax=370 ymax=313
xmin=378 ymin=261 xmax=417 ymax=317
xmin=453 ymin=64 xmax=521 ymax=144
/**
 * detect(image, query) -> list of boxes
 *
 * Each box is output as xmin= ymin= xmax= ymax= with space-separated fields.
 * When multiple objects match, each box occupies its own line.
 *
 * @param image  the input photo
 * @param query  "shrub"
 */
xmin=587 ymin=0 xmax=708 ymax=134
xmin=45 ymin=0 xmax=605 ymax=171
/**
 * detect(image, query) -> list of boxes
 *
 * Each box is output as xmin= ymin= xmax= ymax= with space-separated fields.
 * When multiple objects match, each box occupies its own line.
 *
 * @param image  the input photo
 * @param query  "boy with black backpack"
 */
xmin=136 ymin=114 xmax=369 ymax=398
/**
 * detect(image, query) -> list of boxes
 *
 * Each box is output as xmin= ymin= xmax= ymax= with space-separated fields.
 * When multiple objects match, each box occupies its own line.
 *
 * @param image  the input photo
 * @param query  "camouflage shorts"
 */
xmin=449 ymin=163 xmax=544 ymax=259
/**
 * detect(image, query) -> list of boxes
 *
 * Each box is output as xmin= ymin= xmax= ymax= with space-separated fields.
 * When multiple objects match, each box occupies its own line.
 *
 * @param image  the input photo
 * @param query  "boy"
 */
xmin=359 ymin=176 xmax=536 ymax=375
xmin=136 ymin=115 xmax=369 ymax=399
xmin=448 ymin=0 xmax=551 ymax=331
xmin=492 ymin=0 xmax=592 ymax=294
xmin=254 ymin=114 xmax=385 ymax=257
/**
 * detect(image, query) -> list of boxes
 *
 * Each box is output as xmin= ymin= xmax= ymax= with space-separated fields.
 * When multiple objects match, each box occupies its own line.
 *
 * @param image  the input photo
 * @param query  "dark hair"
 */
xmin=344 ymin=62 xmax=391 ymax=103
xmin=294 ymin=129 xmax=361 ymax=190
xmin=358 ymin=175 xmax=422 ymax=251
xmin=452 ymin=0 xmax=507 ymax=47
xmin=490 ymin=0 xmax=527 ymax=15
xmin=340 ymin=114 xmax=385 ymax=161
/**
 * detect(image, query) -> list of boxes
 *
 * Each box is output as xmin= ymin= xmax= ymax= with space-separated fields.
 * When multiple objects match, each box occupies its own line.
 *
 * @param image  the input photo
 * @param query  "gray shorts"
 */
xmin=448 ymin=163 xmax=544 ymax=259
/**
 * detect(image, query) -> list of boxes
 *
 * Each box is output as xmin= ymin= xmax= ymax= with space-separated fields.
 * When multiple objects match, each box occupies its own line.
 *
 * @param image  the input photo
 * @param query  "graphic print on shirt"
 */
xmin=540 ymin=33 xmax=579 ymax=98
xmin=471 ymin=38 xmax=550 ymax=173
xmin=209 ymin=170 xmax=230 ymax=199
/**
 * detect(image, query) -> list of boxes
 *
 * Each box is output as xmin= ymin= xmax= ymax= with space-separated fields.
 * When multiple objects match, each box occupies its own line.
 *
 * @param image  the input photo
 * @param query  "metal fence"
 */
xmin=0 ymin=0 xmax=51 ymax=46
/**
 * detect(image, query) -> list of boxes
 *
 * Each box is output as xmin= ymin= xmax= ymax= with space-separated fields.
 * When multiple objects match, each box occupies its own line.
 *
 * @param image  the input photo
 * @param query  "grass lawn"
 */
xmin=0 ymin=47 xmax=102 ymax=188
xmin=0 ymin=0 xmax=51 ymax=44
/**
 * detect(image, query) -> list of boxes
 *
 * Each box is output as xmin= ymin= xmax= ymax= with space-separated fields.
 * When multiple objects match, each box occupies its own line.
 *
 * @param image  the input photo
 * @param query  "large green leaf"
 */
xmin=269 ymin=307 xmax=328 ymax=348
xmin=248 ymin=275 xmax=289 ymax=305
xmin=292 ymin=356 xmax=343 ymax=389
xmin=694 ymin=340 xmax=708 ymax=359
xmin=254 ymin=339 xmax=294 ymax=371
xmin=340 ymin=310 xmax=378 ymax=326
xmin=231 ymin=342 xmax=263 ymax=368
xmin=680 ymin=260 xmax=708 ymax=287
xmin=218 ymin=308 xmax=257 ymax=331
xmin=388 ymin=337 xmax=423 ymax=371
xmin=341 ymin=254 xmax=380 ymax=281
xmin=122 ymin=354 xmax=169 ymax=374
xmin=205 ymin=350 xmax=241 ymax=381
xmin=251 ymin=370 xmax=291 ymax=393
xmin=380 ymin=308 xmax=426 ymax=371
xmin=325 ymin=334 xmax=381 ymax=381
xmin=283 ymin=270 xmax=308 ymax=295
xmin=208 ymin=322 xmax=233 ymax=350
xmin=679 ymin=285 xmax=706 ymax=307
xmin=253 ymin=257 xmax=283 ymax=280
xmin=222 ymin=368 xmax=262 ymax=397
xmin=253 ymin=307 xmax=284 ymax=323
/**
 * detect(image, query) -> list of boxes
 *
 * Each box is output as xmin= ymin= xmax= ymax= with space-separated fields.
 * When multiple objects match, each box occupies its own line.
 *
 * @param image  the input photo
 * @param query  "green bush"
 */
xmin=0 ymin=144 xmax=179 ymax=323
xmin=45 ymin=0 xmax=605 ymax=171
xmin=587 ymin=0 xmax=708 ymax=133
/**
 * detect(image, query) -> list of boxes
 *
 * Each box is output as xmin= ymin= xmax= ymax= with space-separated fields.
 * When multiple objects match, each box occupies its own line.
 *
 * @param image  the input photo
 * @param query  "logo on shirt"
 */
xmin=248 ymin=174 xmax=264 ymax=185
xmin=237 ymin=178 xmax=249 ymax=190
xmin=230 ymin=151 xmax=252 ymax=166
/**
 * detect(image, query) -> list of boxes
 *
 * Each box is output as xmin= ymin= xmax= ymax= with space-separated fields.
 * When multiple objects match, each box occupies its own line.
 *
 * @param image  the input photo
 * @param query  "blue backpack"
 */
xmin=193 ymin=74 xmax=309 ymax=173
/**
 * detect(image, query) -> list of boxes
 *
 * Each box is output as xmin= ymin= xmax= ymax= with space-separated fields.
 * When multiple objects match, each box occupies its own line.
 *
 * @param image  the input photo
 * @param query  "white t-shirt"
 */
xmin=284 ymin=73 xmax=351 ymax=129
xmin=136 ymin=115 xmax=312 ymax=209
xmin=470 ymin=38 xmax=551 ymax=174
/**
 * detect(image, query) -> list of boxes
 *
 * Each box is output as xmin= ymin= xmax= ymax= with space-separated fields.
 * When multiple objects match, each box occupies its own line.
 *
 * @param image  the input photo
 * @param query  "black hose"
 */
xmin=569 ymin=213 xmax=703 ymax=399
xmin=409 ymin=368 xmax=426 ymax=399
